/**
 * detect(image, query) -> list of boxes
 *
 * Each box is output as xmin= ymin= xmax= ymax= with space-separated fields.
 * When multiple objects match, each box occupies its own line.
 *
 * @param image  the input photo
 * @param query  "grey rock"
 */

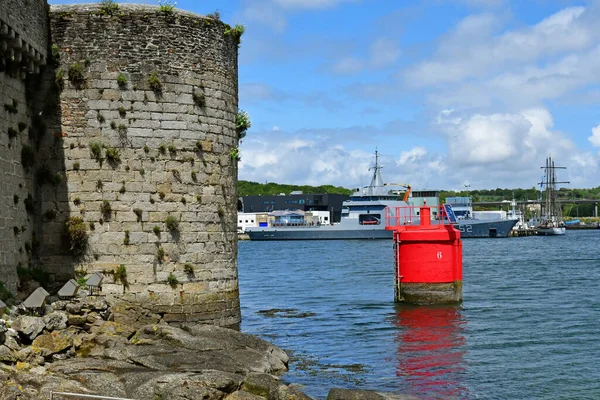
xmin=43 ymin=312 xmax=68 ymax=331
xmin=12 ymin=315 xmax=45 ymax=340
xmin=327 ymin=388 xmax=387 ymax=400
xmin=278 ymin=384 xmax=314 ymax=400
xmin=66 ymin=302 xmax=83 ymax=314
xmin=0 ymin=345 xmax=16 ymax=363
xmin=0 ymin=319 xmax=7 ymax=334
xmin=226 ymin=391 xmax=266 ymax=400
xmin=241 ymin=373 xmax=280 ymax=399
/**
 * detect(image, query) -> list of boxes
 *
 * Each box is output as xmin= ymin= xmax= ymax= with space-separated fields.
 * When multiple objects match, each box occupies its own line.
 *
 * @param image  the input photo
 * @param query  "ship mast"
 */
xmin=539 ymin=155 xmax=569 ymax=222
xmin=368 ymin=150 xmax=385 ymax=195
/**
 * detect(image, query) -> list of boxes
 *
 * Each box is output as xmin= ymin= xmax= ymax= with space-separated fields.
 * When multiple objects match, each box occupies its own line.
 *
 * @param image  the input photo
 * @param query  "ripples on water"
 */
xmin=238 ymin=231 xmax=600 ymax=399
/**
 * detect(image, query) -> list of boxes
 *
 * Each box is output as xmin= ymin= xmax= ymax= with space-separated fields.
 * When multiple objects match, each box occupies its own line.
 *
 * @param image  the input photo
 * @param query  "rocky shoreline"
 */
xmin=0 ymin=295 xmax=416 ymax=399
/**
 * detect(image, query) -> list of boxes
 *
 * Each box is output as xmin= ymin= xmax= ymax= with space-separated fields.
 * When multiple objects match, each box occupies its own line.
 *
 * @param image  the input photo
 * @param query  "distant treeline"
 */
xmin=240 ymin=181 xmax=600 ymax=201
xmin=439 ymin=187 xmax=600 ymax=203
xmin=238 ymin=180 xmax=353 ymax=197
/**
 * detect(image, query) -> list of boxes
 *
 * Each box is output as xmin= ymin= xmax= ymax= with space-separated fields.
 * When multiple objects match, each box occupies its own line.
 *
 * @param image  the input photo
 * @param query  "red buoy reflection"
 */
xmin=395 ymin=305 xmax=468 ymax=398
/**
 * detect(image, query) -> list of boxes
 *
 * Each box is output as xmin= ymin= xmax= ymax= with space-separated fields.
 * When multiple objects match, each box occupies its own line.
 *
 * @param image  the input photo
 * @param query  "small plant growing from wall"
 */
xmin=184 ymin=263 xmax=194 ymax=276
xmin=180 ymin=197 xmax=186 ymax=205
xmin=229 ymin=147 xmax=240 ymax=161
xmin=143 ymin=145 xmax=150 ymax=153
xmin=73 ymin=161 xmax=80 ymax=171
xmin=167 ymin=145 xmax=177 ymax=155
xmin=21 ymin=145 xmax=35 ymax=171
xmin=90 ymin=142 xmax=104 ymax=162
xmin=97 ymin=180 xmax=104 ymax=191
xmin=118 ymin=106 xmax=126 ymax=117
xmin=73 ymin=197 xmax=81 ymax=206
xmin=156 ymin=247 xmax=165 ymax=263
xmin=117 ymin=73 xmax=128 ymax=88
xmin=44 ymin=209 xmax=57 ymax=220
xmin=158 ymin=144 xmax=166 ymax=155
xmin=110 ymin=121 xmax=117 ymax=129
xmin=158 ymin=0 xmax=176 ymax=13
xmin=167 ymin=272 xmax=179 ymax=287
xmin=171 ymin=169 xmax=181 ymax=182
xmin=217 ymin=206 xmax=225 ymax=217
xmin=159 ymin=191 xmax=166 ymax=200
xmin=224 ymin=24 xmax=245 ymax=45
xmin=117 ymin=124 xmax=127 ymax=136
xmin=97 ymin=113 xmax=106 ymax=124
xmin=65 ymin=216 xmax=88 ymax=255
xmin=195 ymin=141 xmax=203 ymax=152
xmin=7 ymin=127 xmax=18 ymax=139
xmin=192 ymin=90 xmax=205 ymax=107
xmin=114 ymin=264 xmax=128 ymax=286
xmin=148 ymin=72 xmax=162 ymax=92
xmin=236 ymin=110 xmax=251 ymax=140
xmin=99 ymin=0 xmax=119 ymax=15
xmin=165 ymin=215 xmax=179 ymax=232
xmin=153 ymin=225 xmax=161 ymax=235
xmin=3 ymin=99 xmax=18 ymax=114
xmin=105 ymin=146 xmax=121 ymax=163
xmin=100 ymin=200 xmax=112 ymax=219
xmin=123 ymin=230 xmax=130 ymax=245
xmin=191 ymin=171 xmax=197 ymax=181
xmin=133 ymin=208 xmax=143 ymax=222
xmin=68 ymin=62 xmax=85 ymax=87
xmin=119 ymin=182 xmax=126 ymax=194
xmin=55 ymin=69 xmax=64 ymax=90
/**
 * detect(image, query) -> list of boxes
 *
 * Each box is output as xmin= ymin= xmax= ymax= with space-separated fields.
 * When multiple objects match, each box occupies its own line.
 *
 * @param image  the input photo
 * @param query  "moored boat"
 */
xmin=536 ymin=156 xmax=568 ymax=236
xmin=245 ymin=152 xmax=518 ymax=240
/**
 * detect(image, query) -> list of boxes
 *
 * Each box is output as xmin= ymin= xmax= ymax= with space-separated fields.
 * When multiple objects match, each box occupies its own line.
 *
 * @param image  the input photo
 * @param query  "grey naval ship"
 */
xmin=245 ymin=152 xmax=518 ymax=240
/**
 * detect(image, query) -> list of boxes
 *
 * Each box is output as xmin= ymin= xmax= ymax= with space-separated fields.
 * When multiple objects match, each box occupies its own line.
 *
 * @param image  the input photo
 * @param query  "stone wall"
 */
xmin=0 ymin=2 xmax=242 ymax=327
xmin=0 ymin=0 xmax=49 ymax=293
xmin=46 ymin=4 xmax=241 ymax=326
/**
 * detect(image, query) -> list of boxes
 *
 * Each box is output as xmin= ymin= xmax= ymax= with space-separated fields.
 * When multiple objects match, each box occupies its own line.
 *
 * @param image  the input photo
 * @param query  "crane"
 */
xmin=384 ymin=183 xmax=412 ymax=202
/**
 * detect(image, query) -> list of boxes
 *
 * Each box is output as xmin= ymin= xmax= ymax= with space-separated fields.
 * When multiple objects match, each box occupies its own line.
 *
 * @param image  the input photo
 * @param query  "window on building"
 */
xmin=359 ymin=214 xmax=381 ymax=225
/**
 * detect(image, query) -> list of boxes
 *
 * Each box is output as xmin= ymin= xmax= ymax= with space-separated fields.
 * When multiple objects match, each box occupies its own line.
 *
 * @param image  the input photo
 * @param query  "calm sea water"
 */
xmin=238 ymin=230 xmax=600 ymax=399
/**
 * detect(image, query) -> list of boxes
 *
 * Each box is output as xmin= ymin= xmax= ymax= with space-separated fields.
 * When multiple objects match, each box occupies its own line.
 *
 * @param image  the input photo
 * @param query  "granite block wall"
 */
xmin=0 ymin=2 xmax=242 ymax=327
xmin=0 ymin=0 xmax=48 ymax=293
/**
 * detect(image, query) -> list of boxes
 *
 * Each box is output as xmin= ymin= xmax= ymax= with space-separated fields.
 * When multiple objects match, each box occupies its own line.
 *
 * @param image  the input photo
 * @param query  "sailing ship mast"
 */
xmin=539 ymin=156 xmax=569 ymax=223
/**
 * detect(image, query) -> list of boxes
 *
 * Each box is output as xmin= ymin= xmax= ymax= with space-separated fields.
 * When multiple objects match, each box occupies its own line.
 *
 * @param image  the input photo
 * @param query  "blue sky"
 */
xmin=49 ymin=0 xmax=600 ymax=191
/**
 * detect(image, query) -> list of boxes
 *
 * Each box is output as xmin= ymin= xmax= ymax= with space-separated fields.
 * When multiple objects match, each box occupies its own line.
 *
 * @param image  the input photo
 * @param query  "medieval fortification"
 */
xmin=0 ymin=0 xmax=242 ymax=326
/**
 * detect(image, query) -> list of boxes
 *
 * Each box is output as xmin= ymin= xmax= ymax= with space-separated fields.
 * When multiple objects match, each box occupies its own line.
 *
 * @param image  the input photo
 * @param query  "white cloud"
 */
xmin=332 ymin=57 xmax=363 ymax=75
xmin=369 ymin=37 xmax=400 ymax=68
xmin=272 ymin=125 xmax=280 ymax=131
xmin=407 ymin=6 xmax=592 ymax=87
xmin=398 ymin=147 xmax=427 ymax=165
xmin=589 ymin=125 xmax=600 ymax=147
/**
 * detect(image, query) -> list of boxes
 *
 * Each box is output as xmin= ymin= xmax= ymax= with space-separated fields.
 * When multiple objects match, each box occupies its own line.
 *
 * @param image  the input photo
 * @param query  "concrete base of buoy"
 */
xmin=396 ymin=281 xmax=462 ymax=305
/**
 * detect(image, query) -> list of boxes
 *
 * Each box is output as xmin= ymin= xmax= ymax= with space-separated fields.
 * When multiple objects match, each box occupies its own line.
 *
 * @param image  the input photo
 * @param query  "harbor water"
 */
xmin=238 ymin=230 xmax=600 ymax=399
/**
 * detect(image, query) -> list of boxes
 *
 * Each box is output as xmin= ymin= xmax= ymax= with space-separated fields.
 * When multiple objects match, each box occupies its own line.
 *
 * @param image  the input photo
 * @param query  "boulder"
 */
xmin=241 ymin=373 xmax=280 ymax=399
xmin=31 ymin=329 xmax=76 ymax=357
xmin=12 ymin=316 xmax=45 ymax=340
xmin=327 ymin=389 xmax=387 ymax=400
xmin=0 ymin=345 xmax=16 ymax=363
xmin=226 ymin=391 xmax=267 ymax=400
xmin=67 ymin=314 xmax=87 ymax=326
xmin=0 ymin=319 xmax=7 ymax=334
xmin=278 ymin=384 xmax=314 ymax=400
xmin=43 ymin=312 xmax=68 ymax=331
xmin=66 ymin=302 xmax=83 ymax=314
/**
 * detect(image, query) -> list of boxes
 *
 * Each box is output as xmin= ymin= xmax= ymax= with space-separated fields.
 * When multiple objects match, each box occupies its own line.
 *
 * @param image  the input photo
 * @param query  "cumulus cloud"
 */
xmin=398 ymin=147 xmax=427 ymax=165
xmin=589 ymin=125 xmax=600 ymax=147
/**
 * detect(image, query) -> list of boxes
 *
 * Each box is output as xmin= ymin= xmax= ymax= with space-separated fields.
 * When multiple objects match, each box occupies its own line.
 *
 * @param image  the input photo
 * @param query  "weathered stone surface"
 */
xmin=278 ymin=385 xmax=314 ymax=400
xmin=226 ymin=391 xmax=267 ymax=400
xmin=31 ymin=329 xmax=75 ymax=357
xmin=43 ymin=312 xmax=68 ymax=331
xmin=12 ymin=316 xmax=45 ymax=340
xmin=0 ymin=345 xmax=16 ymax=363
xmin=241 ymin=373 xmax=280 ymax=399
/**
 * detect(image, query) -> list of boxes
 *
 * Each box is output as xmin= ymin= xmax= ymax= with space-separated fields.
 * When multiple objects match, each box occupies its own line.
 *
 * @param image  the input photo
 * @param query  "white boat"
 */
xmin=536 ymin=156 xmax=568 ymax=236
